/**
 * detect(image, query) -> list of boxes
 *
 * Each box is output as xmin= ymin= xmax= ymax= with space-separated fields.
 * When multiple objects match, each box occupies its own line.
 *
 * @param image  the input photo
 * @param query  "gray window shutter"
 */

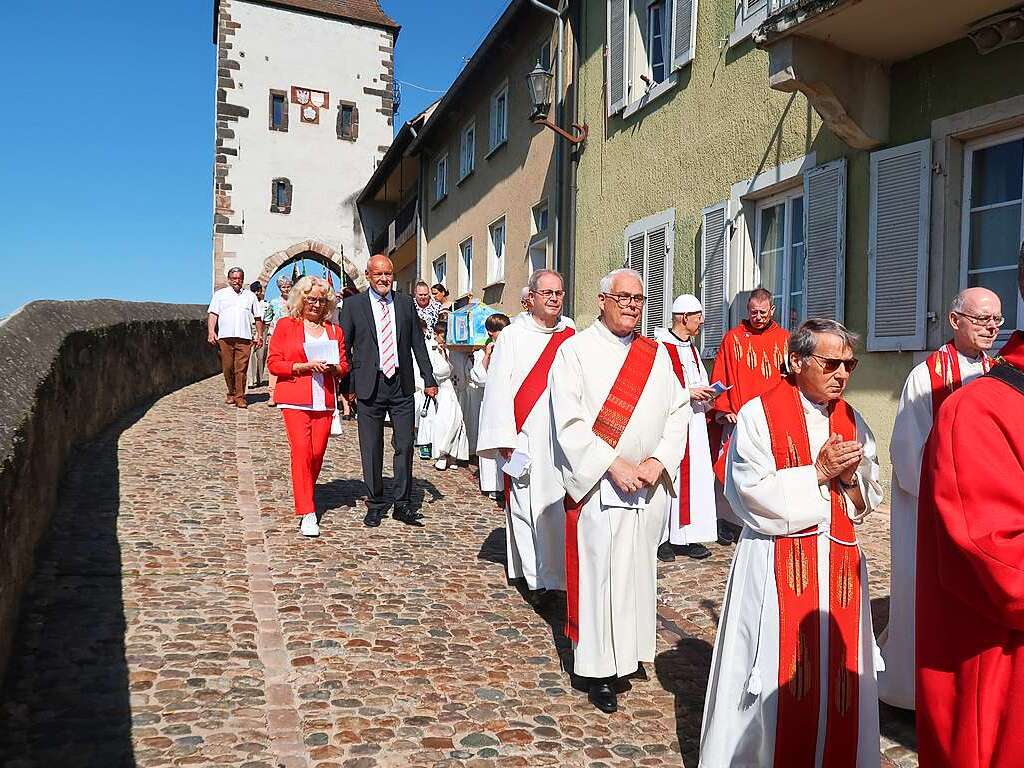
xmin=867 ymin=140 xmax=932 ymax=351
xmin=671 ymin=0 xmax=697 ymax=70
xmin=607 ymin=0 xmax=628 ymax=116
xmin=700 ymin=201 xmax=730 ymax=358
xmin=644 ymin=225 xmax=669 ymax=337
xmin=803 ymin=158 xmax=847 ymax=322
xmin=625 ymin=232 xmax=645 ymax=333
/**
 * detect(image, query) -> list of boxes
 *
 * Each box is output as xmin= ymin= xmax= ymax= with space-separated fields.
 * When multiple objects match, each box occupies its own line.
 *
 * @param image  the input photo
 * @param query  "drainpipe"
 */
xmin=529 ymin=0 xmax=569 ymax=292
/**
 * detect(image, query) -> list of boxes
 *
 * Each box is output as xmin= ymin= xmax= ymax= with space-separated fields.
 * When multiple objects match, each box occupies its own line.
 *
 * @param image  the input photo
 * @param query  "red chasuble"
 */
xmin=761 ymin=380 xmax=862 ymax=768
xmin=926 ymin=341 xmax=993 ymax=419
xmin=664 ymin=341 xmax=700 ymax=526
xmin=917 ymin=331 xmax=1024 ymax=768
xmin=565 ymin=335 xmax=658 ymax=643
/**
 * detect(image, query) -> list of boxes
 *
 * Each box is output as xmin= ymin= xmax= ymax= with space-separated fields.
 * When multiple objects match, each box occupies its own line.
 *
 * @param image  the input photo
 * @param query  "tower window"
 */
xmin=269 ymin=89 xmax=288 ymax=132
xmin=270 ymin=178 xmax=292 ymax=214
xmin=337 ymin=101 xmax=359 ymax=141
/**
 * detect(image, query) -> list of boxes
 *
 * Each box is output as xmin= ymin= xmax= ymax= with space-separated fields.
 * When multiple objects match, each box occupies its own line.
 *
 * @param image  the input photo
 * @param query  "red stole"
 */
xmin=761 ymin=381 xmax=861 ymax=768
xmin=664 ymin=341 xmax=701 ymax=526
xmin=565 ymin=334 xmax=660 ymax=643
xmin=512 ymin=326 xmax=576 ymax=432
xmin=926 ymin=342 xmax=992 ymax=419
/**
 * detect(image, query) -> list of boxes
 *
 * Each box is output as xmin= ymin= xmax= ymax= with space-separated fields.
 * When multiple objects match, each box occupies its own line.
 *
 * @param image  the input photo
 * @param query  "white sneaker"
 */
xmin=434 ymin=457 xmax=448 ymax=471
xmin=300 ymin=512 xmax=320 ymax=537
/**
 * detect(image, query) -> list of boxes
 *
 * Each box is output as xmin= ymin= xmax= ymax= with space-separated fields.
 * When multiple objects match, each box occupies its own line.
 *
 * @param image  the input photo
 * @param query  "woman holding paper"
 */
xmin=267 ymin=276 xmax=349 ymax=538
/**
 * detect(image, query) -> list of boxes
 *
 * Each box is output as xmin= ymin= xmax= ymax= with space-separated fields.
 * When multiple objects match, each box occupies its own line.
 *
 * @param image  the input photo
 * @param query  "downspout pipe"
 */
xmin=529 ymin=0 xmax=568 ymax=285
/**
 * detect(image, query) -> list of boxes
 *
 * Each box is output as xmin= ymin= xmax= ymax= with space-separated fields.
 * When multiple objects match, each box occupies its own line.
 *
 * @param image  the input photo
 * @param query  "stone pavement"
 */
xmin=0 ymin=376 xmax=917 ymax=767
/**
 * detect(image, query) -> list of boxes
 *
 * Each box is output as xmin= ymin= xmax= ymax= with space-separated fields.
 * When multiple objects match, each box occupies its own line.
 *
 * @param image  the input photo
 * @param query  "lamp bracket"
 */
xmin=532 ymin=117 xmax=589 ymax=145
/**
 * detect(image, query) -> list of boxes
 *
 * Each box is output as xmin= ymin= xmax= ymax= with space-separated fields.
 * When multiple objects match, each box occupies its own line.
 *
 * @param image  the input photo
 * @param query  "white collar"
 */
xmin=798 ymin=390 xmax=830 ymax=417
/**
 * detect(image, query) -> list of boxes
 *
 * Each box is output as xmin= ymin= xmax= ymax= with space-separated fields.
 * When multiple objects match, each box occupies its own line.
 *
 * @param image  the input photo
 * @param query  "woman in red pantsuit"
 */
xmin=267 ymin=276 xmax=349 ymax=537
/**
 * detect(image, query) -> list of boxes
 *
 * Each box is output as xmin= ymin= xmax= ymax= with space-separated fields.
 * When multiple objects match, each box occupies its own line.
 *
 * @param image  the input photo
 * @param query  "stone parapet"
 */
xmin=0 ymin=300 xmax=218 ymax=686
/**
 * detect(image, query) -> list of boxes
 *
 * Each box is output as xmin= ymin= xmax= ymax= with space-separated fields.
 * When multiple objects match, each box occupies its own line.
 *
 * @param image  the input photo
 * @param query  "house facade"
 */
xmin=211 ymin=0 xmax=399 ymax=291
xmin=567 ymin=0 xmax=1024 ymax=479
xmin=409 ymin=0 xmax=560 ymax=316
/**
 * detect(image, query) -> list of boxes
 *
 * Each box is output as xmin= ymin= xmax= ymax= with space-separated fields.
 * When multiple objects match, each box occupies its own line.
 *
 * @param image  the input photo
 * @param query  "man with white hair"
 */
xmin=654 ymin=294 xmax=719 ymax=561
xmin=700 ymin=318 xmax=883 ymax=767
xmin=549 ymin=268 xmax=689 ymax=713
xmin=477 ymin=270 xmax=575 ymax=595
xmin=878 ymin=286 xmax=1001 ymax=710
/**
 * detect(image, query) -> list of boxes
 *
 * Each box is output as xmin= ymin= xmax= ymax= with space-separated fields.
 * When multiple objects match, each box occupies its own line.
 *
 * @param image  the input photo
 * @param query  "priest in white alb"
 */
xmin=877 ymin=286 xmax=1000 ymax=710
xmin=477 ymin=270 xmax=575 ymax=594
xmin=700 ymin=318 xmax=883 ymax=768
xmin=549 ymin=268 xmax=689 ymax=714
xmin=655 ymin=294 xmax=719 ymax=562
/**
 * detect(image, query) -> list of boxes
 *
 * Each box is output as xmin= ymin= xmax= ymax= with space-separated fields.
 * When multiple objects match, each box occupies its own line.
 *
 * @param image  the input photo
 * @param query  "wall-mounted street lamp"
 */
xmin=525 ymin=63 xmax=588 ymax=145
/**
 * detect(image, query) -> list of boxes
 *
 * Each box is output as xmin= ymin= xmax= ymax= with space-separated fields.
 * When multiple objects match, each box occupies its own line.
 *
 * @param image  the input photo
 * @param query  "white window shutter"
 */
xmin=803 ymin=158 xmax=847 ymax=322
xmin=607 ymin=0 xmax=628 ymax=116
xmin=643 ymin=225 xmax=671 ymax=337
xmin=671 ymin=0 xmax=698 ymax=70
xmin=867 ymin=139 xmax=932 ymax=352
xmin=700 ymin=201 xmax=730 ymax=358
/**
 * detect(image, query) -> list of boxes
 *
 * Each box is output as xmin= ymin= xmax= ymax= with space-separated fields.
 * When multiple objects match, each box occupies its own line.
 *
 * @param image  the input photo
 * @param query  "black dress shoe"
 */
xmin=657 ymin=542 xmax=676 ymax=562
xmin=393 ymin=508 xmax=424 ymax=526
xmin=675 ymin=543 xmax=712 ymax=560
xmin=588 ymin=682 xmax=618 ymax=714
xmin=363 ymin=510 xmax=384 ymax=527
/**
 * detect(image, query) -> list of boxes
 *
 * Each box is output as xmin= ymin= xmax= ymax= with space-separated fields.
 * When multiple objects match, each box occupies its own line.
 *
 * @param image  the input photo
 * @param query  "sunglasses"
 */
xmin=809 ymin=353 xmax=858 ymax=373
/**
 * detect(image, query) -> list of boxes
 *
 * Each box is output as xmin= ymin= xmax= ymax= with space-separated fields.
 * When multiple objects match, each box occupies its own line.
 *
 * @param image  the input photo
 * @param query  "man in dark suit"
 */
xmin=341 ymin=254 xmax=438 ymax=526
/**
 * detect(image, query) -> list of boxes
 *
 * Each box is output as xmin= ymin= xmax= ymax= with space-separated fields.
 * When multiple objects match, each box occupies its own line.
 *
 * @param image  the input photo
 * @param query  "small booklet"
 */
xmin=501 ymin=449 xmax=532 ymax=480
xmin=709 ymin=380 xmax=732 ymax=397
xmin=303 ymin=338 xmax=340 ymax=365
xmin=600 ymin=476 xmax=650 ymax=509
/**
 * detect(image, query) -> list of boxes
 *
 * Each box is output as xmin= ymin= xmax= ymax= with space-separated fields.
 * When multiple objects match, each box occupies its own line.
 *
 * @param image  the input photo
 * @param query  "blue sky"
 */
xmin=1 ymin=0 xmax=510 ymax=317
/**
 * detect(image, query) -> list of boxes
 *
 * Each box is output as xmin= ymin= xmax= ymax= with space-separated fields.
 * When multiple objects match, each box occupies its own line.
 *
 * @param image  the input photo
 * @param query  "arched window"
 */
xmin=270 ymin=178 xmax=292 ymax=214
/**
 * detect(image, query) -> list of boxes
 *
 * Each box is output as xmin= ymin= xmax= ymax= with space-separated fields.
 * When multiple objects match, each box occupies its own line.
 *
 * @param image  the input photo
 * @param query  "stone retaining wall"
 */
xmin=0 ymin=300 xmax=219 ymax=685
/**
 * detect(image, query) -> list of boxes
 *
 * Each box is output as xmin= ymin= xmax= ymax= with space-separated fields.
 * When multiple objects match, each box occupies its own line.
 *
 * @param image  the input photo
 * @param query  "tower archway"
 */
xmin=257 ymin=240 xmax=365 ymax=292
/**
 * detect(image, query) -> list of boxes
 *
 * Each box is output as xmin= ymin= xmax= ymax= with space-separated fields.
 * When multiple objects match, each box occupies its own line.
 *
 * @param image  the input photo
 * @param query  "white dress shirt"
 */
xmin=208 ymin=287 xmax=259 ymax=340
xmin=370 ymin=290 xmax=399 ymax=371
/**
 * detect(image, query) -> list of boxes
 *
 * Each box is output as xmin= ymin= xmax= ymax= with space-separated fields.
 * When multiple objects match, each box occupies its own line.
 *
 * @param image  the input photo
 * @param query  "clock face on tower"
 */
xmin=291 ymin=86 xmax=329 ymax=124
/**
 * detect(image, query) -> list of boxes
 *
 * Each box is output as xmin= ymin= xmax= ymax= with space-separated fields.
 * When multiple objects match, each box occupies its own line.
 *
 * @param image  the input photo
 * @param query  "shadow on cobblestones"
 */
xmin=0 ymin=408 xmax=144 ymax=768
xmin=655 ymin=637 xmax=713 ymax=765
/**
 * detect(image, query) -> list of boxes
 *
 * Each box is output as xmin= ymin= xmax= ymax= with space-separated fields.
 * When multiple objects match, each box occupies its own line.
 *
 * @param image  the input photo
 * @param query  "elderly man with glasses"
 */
xmin=877 ymin=286 xmax=1001 ymax=710
xmin=700 ymin=318 xmax=883 ymax=767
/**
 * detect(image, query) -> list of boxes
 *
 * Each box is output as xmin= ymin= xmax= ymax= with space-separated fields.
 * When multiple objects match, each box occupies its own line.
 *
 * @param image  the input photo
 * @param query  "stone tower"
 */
xmin=212 ymin=0 xmax=399 ymax=290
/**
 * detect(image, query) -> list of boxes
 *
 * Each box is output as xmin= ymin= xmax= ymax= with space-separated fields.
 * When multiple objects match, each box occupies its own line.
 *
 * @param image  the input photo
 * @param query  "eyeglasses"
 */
xmin=953 ymin=310 xmax=1005 ymax=328
xmin=602 ymin=292 xmax=646 ymax=307
xmin=304 ymin=296 xmax=327 ymax=305
xmin=809 ymin=353 xmax=859 ymax=374
xmin=532 ymin=289 xmax=565 ymax=299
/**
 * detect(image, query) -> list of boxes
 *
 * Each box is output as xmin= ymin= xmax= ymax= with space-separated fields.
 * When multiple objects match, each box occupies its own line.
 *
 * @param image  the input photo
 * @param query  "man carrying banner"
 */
xmin=549 ymin=268 xmax=689 ymax=714
xmin=878 ymin=286 xmax=1000 ymax=710
xmin=700 ymin=318 xmax=883 ymax=767
xmin=654 ymin=294 xmax=719 ymax=561
xmin=477 ymin=269 xmax=575 ymax=595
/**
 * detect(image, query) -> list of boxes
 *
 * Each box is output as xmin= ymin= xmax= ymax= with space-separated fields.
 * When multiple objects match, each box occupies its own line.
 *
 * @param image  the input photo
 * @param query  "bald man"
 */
xmin=341 ymin=255 xmax=438 ymax=527
xmin=878 ymin=286 xmax=1001 ymax=709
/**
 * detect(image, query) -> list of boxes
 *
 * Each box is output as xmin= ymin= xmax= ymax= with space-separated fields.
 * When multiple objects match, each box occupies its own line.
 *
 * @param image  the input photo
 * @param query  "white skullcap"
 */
xmin=672 ymin=294 xmax=703 ymax=314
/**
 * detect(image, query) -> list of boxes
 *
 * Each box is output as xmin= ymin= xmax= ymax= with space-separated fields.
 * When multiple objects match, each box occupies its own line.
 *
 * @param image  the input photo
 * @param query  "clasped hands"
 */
xmin=608 ymin=456 xmax=664 ymax=495
xmin=815 ymin=433 xmax=863 ymax=487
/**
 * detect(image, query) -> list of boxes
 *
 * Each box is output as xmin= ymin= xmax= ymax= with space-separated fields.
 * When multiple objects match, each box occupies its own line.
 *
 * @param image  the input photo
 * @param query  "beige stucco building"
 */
xmin=407 ymin=0 xmax=560 ymax=315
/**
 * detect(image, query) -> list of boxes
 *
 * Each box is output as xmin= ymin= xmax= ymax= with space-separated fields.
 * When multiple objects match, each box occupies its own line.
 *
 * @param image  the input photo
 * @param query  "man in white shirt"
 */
xmin=878 ymin=286 xmax=1001 ymax=709
xmin=208 ymin=267 xmax=263 ymax=409
xmin=249 ymin=281 xmax=269 ymax=388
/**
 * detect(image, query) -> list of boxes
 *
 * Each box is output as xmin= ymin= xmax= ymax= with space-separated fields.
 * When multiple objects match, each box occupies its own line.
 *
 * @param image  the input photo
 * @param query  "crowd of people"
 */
xmin=206 ymin=244 xmax=1024 ymax=766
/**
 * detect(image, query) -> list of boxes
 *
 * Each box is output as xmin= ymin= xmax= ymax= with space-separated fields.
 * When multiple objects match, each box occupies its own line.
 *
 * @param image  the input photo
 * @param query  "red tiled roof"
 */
xmin=215 ymin=0 xmax=400 ymax=38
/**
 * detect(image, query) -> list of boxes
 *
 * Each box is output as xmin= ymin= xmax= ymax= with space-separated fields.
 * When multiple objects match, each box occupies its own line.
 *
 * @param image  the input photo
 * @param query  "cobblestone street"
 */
xmin=1 ymin=376 xmax=916 ymax=768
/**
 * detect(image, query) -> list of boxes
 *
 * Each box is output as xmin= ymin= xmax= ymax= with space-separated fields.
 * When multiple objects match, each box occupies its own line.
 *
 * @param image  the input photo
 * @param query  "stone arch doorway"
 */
xmin=257 ymin=240 xmax=365 ymax=293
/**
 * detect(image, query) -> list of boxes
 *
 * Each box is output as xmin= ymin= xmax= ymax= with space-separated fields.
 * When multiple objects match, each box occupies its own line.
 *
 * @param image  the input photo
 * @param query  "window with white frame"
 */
xmin=538 ymin=39 xmax=552 ymax=71
xmin=434 ymin=153 xmax=448 ymax=202
xmin=756 ymin=189 xmax=805 ymax=331
xmin=432 ymin=255 xmax=447 ymax=287
xmin=489 ymin=83 xmax=508 ymax=151
xmin=962 ymin=131 xmax=1024 ymax=332
xmin=458 ymin=238 xmax=473 ymax=294
xmin=487 ymin=217 xmax=506 ymax=284
xmin=624 ymin=208 xmax=675 ymax=337
xmin=459 ymin=121 xmax=475 ymax=180
xmin=607 ymin=0 xmax=696 ymax=117
xmin=532 ymin=200 xmax=549 ymax=235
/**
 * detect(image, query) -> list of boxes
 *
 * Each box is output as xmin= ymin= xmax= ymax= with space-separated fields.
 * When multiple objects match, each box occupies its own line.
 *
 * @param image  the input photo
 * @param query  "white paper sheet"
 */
xmin=501 ymin=449 xmax=532 ymax=480
xmin=600 ymin=475 xmax=650 ymax=509
xmin=303 ymin=338 xmax=340 ymax=365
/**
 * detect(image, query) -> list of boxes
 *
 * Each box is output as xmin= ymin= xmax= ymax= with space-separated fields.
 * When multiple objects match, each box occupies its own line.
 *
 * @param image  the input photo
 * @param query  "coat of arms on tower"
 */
xmin=291 ymin=86 xmax=329 ymax=124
